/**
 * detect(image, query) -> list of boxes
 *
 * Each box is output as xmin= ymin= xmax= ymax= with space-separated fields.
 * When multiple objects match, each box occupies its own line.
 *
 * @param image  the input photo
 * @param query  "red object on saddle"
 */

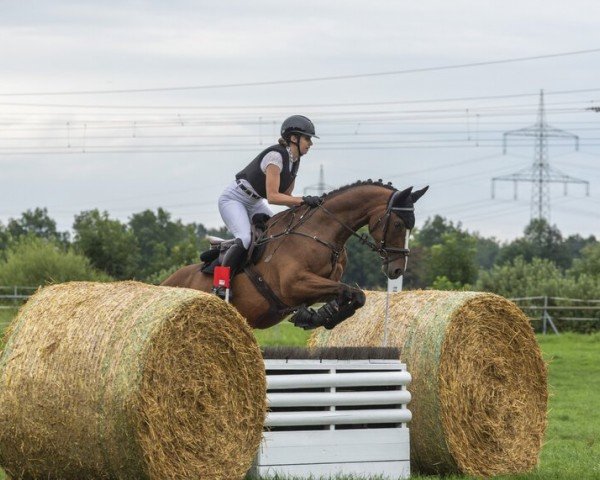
xmin=213 ymin=266 xmax=231 ymax=288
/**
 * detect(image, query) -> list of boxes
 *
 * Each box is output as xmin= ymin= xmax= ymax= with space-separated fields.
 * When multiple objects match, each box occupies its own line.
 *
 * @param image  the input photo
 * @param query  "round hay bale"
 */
xmin=0 ymin=281 xmax=266 ymax=480
xmin=309 ymin=290 xmax=547 ymax=477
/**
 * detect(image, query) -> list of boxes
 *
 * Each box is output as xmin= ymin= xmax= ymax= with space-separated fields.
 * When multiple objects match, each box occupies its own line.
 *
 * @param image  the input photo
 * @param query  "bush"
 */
xmin=0 ymin=236 xmax=112 ymax=286
xmin=475 ymin=256 xmax=600 ymax=333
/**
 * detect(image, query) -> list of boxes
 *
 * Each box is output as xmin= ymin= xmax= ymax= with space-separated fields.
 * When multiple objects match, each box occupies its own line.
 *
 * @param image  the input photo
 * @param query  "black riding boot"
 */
xmin=214 ymin=238 xmax=247 ymax=300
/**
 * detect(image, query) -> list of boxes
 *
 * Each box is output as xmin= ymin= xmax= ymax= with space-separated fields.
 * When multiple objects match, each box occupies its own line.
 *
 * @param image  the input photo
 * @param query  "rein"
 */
xmin=255 ymin=190 xmax=412 ymax=265
xmin=255 ymin=206 xmax=342 ymax=266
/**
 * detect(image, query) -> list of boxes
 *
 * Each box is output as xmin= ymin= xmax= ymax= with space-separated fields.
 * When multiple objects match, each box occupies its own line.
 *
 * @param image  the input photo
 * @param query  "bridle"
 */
xmin=319 ymin=190 xmax=413 ymax=266
xmin=367 ymin=190 xmax=413 ymax=265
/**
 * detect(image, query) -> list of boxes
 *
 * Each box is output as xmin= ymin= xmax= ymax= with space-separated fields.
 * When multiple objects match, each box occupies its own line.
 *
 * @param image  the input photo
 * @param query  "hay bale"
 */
xmin=0 ymin=281 xmax=266 ymax=480
xmin=309 ymin=290 xmax=548 ymax=477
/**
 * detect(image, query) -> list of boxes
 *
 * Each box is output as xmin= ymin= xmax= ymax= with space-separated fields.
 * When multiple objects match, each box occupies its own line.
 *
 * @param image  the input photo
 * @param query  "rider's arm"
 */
xmin=265 ymin=165 xmax=303 ymax=206
xmin=284 ymin=179 xmax=295 ymax=195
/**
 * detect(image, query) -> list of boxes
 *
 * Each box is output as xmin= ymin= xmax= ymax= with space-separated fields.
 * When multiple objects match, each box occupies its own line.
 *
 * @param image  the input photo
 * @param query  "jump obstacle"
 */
xmin=250 ymin=347 xmax=412 ymax=479
xmin=0 ymin=283 xmax=419 ymax=480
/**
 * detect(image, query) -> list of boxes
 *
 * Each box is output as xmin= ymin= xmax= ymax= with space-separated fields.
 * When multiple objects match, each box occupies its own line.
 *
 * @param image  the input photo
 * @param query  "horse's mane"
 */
xmin=268 ymin=179 xmax=396 ymax=224
xmin=321 ymin=178 xmax=396 ymax=200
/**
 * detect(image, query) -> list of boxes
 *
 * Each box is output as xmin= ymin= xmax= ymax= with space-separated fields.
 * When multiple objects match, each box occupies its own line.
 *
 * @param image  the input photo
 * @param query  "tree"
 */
xmin=404 ymin=215 xmax=474 ymax=289
xmin=475 ymin=255 xmax=600 ymax=300
xmin=496 ymin=219 xmax=570 ymax=268
xmin=0 ymin=236 xmax=111 ymax=286
xmin=0 ymin=222 xmax=10 ymax=260
xmin=73 ymin=210 xmax=140 ymax=280
xmin=402 ymin=243 xmax=426 ymax=289
xmin=128 ymin=208 xmax=202 ymax=280
xmin=476 ymin=256 xmax=563 ymax=298
xmin=426 ymin=231 xmax=478 ymax=287
xmin=569 ymin=242 xmax=600 ymax=278
xmin=341 ymin=228 xmax=387 ymax=289
xmin=474 ymin=235 xmax=500 ymax=270
xmin=6 ymin=208 xmax=69 ymax=245
xmin=206 ymin=225 xmax=232 ymax=239
xmin=415 ymin=215 xmax=462 ymax=248
xmin=563 ymin=234 xmax=598 ymax=268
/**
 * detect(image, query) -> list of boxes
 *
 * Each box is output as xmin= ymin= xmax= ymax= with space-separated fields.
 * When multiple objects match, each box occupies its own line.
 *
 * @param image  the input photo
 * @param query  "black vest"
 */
xmin=235 ymin=145 xmax=300 ymax=198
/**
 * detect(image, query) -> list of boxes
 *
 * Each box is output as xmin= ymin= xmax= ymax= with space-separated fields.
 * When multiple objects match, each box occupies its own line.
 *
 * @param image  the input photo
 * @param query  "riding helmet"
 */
xmin=281 ymin=115 xmax=319 ymax=140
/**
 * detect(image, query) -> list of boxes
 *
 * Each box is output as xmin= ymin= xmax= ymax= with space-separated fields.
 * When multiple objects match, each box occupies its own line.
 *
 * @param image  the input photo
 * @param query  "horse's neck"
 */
xmin=322 ymin=187 xmax=390 ymax=241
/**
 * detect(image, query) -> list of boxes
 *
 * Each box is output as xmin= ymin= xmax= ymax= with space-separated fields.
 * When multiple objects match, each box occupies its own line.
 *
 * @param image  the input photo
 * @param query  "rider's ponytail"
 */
xmin=278 ymin=137 xmax=288 ymax=146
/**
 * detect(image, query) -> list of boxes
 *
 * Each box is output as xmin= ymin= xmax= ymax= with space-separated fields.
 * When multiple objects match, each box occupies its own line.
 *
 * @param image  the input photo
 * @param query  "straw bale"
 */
xmin=309 ymin=290 xmax=548 ymax=477
xmin=0 ymin=281 xmax=266 ymax=480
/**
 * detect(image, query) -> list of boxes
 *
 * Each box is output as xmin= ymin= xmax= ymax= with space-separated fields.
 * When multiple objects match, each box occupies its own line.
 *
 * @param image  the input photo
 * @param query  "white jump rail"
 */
xmin=250 ymin=357 xmax=412 ymax=479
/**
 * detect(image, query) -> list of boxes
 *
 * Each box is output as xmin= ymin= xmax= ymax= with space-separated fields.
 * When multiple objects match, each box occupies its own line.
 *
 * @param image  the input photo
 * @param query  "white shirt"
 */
xmin=260 ymin=147 xmax=298 ymax=173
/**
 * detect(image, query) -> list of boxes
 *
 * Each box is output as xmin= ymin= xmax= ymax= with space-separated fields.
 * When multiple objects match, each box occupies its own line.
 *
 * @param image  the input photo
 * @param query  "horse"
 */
xmin=162 ymin=180 xmax=428 ymax=330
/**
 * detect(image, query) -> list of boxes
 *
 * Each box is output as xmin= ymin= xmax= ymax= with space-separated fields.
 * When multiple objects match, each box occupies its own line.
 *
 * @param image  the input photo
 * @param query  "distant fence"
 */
xmin=0 ymin=286 xmax=38 ymax=310
xmin=510 ymin=296 xmax=600 ymax=335
xmin=1 ymin=288 xmax=599 ymax=336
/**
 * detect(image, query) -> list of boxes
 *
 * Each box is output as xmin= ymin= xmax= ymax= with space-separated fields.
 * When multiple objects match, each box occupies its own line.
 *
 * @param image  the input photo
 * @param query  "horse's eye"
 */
xmin=395 ymin=221 xmax=403 ymax=229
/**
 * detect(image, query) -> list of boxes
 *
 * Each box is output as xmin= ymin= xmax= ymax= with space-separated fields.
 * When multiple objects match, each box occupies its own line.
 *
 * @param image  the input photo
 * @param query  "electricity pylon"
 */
xmin=303 ymin=164 xmax=335 ymax=196
xmin=491 ymin=90 xmax=589 ymax=221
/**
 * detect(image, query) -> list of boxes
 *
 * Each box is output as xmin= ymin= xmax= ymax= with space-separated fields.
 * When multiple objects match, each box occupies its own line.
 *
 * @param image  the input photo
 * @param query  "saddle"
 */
xmin=199 ymin=213 xmax=270 ymax=275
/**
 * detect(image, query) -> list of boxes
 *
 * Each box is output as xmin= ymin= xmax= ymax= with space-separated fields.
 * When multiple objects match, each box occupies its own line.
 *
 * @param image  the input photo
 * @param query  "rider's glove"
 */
xmin=302 ymin=195 xmax=323 ymax=208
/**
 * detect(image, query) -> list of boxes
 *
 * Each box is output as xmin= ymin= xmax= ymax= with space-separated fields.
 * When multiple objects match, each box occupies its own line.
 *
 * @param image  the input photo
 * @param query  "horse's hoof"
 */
xmin=290 ymin=306 xmax=321 ymax=330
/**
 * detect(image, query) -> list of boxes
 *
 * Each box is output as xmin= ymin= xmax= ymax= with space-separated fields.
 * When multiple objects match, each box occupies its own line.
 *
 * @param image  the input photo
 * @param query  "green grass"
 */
xmin=1 ymin=310 xmax=599 ymax=479
xmin=0 ymin=309 xmax=15 ymax=330
xmin=0 ymin=308 xmax=17 ymax=353
xmin=253 ymin=319 xmax=312 ymax=347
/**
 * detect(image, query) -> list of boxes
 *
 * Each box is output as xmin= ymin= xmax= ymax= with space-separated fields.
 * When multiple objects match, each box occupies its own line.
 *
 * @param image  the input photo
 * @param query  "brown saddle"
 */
xmin=199 ymin=214 xmax=270 ymax=274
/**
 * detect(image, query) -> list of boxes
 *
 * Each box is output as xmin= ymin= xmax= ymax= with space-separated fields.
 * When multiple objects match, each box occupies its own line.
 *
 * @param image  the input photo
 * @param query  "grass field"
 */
xmin=1 ymin=315 xmax=599 ymax=479
xmin=0 ymin=309 xmax=17 ymax=352
xmin=0 ymin=309 xmax=14 ymax=331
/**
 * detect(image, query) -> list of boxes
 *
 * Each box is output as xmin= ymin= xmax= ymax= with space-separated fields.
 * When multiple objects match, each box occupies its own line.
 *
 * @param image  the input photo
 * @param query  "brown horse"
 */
xmin=162 ymin=180 xmax=427 ymax=330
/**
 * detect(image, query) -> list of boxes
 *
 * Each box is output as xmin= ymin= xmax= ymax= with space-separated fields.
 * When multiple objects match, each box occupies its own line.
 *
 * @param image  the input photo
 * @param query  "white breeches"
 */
xmin=218 ymin=181 xmax=273 ymax=249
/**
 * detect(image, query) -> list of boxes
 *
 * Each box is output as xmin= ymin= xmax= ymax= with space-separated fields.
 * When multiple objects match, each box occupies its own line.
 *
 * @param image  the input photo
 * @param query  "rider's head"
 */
xmin=279 ymin=115 xmax=319 ymax=157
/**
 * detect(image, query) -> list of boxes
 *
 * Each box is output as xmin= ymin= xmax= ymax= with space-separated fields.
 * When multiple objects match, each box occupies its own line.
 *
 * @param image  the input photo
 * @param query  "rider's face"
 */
xmin=299 ymin=135 xmax=313 ymax=155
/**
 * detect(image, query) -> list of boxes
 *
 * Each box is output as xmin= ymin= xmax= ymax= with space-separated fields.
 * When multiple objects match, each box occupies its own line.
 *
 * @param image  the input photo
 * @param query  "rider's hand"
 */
xmin=302 ymin=195 xmax=323 ymax=208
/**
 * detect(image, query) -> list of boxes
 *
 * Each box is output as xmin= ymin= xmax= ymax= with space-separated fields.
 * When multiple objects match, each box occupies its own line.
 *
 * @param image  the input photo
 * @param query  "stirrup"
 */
xmin=212 ymin=286 xmax=232 ymax=301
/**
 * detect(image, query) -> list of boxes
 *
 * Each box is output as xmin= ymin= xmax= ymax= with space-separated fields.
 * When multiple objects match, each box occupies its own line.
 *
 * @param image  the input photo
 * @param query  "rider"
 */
xmin=216 ymin=115 xmax=323 ymax=293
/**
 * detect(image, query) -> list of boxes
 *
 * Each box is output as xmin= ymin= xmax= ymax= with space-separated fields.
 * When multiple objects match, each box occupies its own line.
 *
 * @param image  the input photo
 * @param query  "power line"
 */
xmin=0 ymin=107 xmax=594 ymax=133
xmin=1 ymin=48 xmax=599 ymax=96
xmin=1 ymin=86 xmax=600 ymax=109
xmin=4 ymin=127 xmax=600 ymax=142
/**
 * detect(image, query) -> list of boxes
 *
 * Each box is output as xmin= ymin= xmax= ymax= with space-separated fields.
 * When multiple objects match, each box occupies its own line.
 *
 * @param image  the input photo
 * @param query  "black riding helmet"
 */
xmin=281 ymin=115 xmax=319 ymax=141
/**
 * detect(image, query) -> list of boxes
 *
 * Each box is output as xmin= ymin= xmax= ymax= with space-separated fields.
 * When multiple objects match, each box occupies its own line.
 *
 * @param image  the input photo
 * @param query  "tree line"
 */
xmin=0 ymin=207 xmax=228 ymax=286
xmin=346 ymin=215 xmax=599 ymax=298
xmin=0 ymin=207 xmax=599 ymax=305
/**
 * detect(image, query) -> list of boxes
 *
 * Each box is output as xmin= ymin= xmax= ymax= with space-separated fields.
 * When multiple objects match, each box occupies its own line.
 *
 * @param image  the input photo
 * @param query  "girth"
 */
xmin=243 ymin=266 xmax=297 ymax=323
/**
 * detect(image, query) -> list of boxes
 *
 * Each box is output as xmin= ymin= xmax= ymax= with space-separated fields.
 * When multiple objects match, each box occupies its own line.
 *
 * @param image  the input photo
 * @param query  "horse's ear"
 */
xmin=410 ymin=186 xmax=429 ymax=203
xmin=394 ymin=186 xmax=413 ymax=205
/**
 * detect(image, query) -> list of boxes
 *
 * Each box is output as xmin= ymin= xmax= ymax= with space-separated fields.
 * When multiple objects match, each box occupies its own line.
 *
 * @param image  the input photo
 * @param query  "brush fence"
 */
xmin=250 ymin=358 xmax=412 ymax=479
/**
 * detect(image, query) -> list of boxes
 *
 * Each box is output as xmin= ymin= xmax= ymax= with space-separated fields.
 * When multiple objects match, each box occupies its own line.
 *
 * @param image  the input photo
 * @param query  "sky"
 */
xmin=0 ymin=0 xmax=599 ymax=241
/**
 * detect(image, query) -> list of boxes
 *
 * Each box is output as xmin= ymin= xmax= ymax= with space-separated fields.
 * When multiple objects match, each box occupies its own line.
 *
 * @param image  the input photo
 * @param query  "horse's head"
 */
xmin=368 ymin=185 xmax=428 ymax=279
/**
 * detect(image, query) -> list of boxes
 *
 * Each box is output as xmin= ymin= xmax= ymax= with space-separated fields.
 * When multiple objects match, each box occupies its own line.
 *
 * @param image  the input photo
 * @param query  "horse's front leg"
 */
xmin=286 ymin=275 xmax=365 ymax=330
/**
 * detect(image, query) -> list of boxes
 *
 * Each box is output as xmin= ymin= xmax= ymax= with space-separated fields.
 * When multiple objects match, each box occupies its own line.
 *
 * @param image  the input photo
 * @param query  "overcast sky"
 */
xmin=1 ymin=0 xmax=599 ymax=241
